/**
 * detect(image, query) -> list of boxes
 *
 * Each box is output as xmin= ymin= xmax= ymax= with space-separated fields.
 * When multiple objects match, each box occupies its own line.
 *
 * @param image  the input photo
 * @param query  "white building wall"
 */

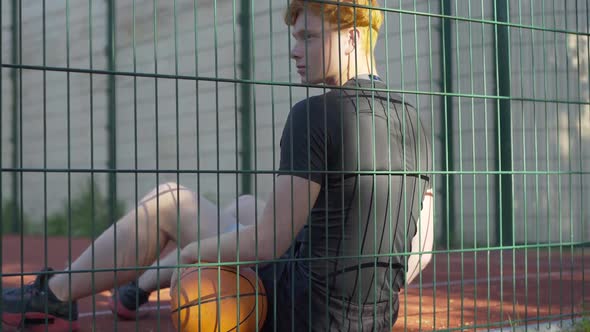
xmin=1 ymin=0 xmax=588 ymax=244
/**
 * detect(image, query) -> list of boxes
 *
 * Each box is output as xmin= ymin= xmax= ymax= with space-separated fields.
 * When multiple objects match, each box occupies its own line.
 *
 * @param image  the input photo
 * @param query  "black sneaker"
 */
xmin=108 ymin=281 xmax=151 ymax=320
xmin=1 ymin=268 xmax=79 ymax=332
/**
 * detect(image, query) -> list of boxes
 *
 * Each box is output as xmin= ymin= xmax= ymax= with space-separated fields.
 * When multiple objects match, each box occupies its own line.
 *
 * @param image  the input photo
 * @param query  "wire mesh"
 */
xmin=1 ymin=0 xmax=589 ymax=331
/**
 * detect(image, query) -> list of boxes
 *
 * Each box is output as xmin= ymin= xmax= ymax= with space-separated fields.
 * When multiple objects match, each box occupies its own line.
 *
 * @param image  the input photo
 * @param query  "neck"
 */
xmin=335 ymin=53 xmax=378 ymax=86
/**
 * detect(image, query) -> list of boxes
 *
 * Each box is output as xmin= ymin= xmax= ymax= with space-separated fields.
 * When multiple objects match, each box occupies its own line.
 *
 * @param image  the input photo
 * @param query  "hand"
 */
xmin=170 ymin=266 xmax=180 ymax=293
xmin=179 ymin=241 xmax=199 ymax=265
xmin=170 ymin=242 xmax=197 ymax=292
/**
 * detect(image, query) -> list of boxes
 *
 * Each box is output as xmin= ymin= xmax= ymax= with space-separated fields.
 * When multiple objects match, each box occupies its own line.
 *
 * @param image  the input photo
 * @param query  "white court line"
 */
xmin=79 ymin=304 xmax=171 ymax=318
xmin=405 ymin=268 xmax=590 ymax=290
xmin=79 ymin=269 xmax=589 ymax=318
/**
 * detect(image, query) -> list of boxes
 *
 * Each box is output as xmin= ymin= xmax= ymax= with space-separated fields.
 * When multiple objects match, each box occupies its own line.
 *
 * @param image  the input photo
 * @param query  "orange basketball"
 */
xmin=170 ymin=265 xmax=267 ymax=332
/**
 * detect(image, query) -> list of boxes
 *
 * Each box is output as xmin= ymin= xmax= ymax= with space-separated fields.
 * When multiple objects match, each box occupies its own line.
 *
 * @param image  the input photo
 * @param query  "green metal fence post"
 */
xmin=10 ymin=0 xmax=20 ymax=234
xmin=0 ymin=0 xmax=3 ymax=233
xmin=106 ymin=0 xmax=117 ymax=225
xmin=0 ymin=0 xmax=4 ymax=311
xmin=440 ymin=0 xmax=455 ymax=248
xmin=240 ymin=0 xmax=253 ymax=195
xmin=494 ymin=0 xmax=514 ymax=247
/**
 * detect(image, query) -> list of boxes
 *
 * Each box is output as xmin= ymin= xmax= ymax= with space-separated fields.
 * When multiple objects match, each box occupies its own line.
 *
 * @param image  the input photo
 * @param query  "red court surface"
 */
xmin=2 ymin=234 xmax=589 ymax=331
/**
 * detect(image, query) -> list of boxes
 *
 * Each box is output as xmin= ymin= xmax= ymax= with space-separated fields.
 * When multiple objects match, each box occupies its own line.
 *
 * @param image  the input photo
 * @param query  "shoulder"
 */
xmin=288 ymin=94 xmax=339 ymax=125
xmin=290 ymin=94 xmax=333 ymax=113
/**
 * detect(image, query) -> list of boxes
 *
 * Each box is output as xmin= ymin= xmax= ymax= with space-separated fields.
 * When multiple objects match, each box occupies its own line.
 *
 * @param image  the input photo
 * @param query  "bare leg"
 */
xmin=137 ymin=249 xmax=178 ymax=292
xmin=405 ymin=190 xmax=434 ymax=285
xmin=48 ymin=182 xmax=234 ymax=302
xmin=134 ymin=194 xmax=265 ymax=293
xmin=223 ymin=194 xmax=265 ymax=227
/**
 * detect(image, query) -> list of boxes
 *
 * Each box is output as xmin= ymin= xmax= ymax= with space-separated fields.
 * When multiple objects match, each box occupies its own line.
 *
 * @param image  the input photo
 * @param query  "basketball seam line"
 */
xmin=171 ymin=292 xmax=266 ymax=313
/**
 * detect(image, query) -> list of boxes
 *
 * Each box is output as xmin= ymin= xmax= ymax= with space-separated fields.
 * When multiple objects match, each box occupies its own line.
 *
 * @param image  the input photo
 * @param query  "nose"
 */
xmin=290 ymin=42 xmax=302 ymax=60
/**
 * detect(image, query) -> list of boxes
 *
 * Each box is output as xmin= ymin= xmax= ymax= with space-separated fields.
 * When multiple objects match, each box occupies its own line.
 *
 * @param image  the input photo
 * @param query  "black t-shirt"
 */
xmin=277 ymin=78 xmax=432 ymax=330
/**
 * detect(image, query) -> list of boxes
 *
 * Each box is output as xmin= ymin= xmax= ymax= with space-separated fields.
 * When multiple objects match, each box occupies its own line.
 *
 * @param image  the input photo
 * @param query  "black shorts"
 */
xmin=256 ymin=242 xmax=304 ymax=332
xmin=256 ymin=244 xmax=399 ymax=332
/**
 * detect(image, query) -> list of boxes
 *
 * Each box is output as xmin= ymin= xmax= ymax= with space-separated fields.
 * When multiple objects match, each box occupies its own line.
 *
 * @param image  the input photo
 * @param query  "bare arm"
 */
xmin=405 ymin=189 xmax=434 ymax=285
xmin=179 ymin=175 xmax=321 ymax=265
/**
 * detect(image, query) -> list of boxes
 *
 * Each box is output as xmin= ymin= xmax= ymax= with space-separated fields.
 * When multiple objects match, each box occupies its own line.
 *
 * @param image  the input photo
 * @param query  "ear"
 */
xmin=344 ymin=28 xmax=360 ymax=55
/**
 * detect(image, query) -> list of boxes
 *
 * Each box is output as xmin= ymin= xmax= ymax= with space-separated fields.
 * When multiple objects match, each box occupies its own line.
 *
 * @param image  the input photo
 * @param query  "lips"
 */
xmin=297 ymin=66 xmax=305 ymax=74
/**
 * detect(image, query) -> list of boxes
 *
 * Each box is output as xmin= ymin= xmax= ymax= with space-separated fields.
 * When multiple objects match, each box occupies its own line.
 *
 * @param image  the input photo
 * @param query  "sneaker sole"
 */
xmin=2 ymin=312 xmax=79 ymax=332
xmin=108 ymin=296 xmax=146 ymax=320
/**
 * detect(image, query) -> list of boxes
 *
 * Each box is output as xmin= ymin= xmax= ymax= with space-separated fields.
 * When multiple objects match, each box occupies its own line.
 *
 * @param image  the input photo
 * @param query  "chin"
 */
xmin=300 ymin=76 xmax=324 ymax=85
xmin=300 ymin=76 xmax=312 ymax=84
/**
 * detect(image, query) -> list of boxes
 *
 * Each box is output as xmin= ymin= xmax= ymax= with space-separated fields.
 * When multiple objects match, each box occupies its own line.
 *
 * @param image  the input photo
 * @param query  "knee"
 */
xmin=237 ymin=194 xmax=259 ymax=207
xmin=144 ymin=182 xmax=197 ymax=219
xmin=224 ymin=194 xmax=265 ymax=225
xmin=156 ymin=182 xmax=184 ymax=195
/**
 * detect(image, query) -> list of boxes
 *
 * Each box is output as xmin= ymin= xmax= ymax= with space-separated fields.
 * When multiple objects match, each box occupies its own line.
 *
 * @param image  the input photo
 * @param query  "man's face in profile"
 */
xmin=290 ymin=10 xmax=346 ymax=85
